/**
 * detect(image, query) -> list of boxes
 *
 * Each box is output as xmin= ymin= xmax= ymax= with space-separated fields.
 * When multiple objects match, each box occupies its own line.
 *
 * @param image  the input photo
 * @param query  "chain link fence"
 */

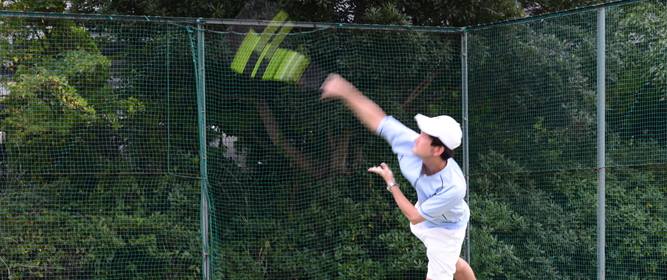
xmin=1 ymin=0 xmax=666 ymax=278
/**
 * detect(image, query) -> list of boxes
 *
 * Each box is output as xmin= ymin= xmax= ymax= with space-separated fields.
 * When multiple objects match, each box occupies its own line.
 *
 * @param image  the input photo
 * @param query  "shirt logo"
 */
xmin=428 ymin=186 xmax=443 ymax=198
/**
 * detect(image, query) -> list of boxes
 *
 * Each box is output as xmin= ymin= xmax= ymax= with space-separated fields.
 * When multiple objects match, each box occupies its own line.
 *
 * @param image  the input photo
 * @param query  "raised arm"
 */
xmin=320 ymin=74 xmax=387 ymax=134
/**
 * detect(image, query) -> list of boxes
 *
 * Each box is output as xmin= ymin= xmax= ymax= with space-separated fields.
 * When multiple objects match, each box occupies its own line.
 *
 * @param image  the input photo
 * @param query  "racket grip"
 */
xmin=297 ymin=62 xmax=328 ymax=90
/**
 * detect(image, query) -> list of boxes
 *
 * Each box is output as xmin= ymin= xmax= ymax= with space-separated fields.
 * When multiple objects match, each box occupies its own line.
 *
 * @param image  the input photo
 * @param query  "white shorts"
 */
xmin=410 ymin=222 xmax=467 ymax=280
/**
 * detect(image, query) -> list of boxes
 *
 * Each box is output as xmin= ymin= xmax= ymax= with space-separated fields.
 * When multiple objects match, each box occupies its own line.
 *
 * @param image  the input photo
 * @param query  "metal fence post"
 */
xmin=196 ymin=19 xmax=211 ymax=280
xmin=0 ymin=131 xmax=6 ymax=177
xmin=461 ymin=29 xmax=471 ymax=264
xmin=597 ymin=7 xmax=606 ymax=280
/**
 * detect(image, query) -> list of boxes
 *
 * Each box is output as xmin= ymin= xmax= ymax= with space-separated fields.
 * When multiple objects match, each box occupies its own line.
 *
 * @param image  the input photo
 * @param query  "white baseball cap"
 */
xmin=414 ymin=114 xmax=462 ymax=150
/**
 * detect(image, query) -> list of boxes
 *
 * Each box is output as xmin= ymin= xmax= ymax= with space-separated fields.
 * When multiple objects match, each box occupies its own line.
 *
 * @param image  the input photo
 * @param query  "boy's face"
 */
xmin=412 ymin=132 xmax=441 ymax=159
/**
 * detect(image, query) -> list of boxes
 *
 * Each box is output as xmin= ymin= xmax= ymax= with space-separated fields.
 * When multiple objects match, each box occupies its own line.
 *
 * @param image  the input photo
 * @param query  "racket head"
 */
xmin=225 ymin=0 xmax=327 ymax=89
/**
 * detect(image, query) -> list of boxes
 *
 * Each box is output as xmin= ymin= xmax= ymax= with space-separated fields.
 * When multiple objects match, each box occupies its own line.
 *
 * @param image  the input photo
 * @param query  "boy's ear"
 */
xmin=432 ymin=145 xmax=445 ymax=157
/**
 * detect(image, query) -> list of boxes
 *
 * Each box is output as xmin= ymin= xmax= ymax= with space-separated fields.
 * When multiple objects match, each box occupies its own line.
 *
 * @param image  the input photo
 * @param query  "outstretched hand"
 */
xmin=368 ymin=163 xmax=395 ymax=185
xmin=319 ymin=73 xmax=386 ymax=134
xmin=320 ymin=73 xmax=356 ymax=100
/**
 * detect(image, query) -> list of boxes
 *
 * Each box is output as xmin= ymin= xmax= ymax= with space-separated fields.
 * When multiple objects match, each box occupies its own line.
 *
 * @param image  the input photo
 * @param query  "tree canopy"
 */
xmin=6 ymin=0 xmax=609 ymax=26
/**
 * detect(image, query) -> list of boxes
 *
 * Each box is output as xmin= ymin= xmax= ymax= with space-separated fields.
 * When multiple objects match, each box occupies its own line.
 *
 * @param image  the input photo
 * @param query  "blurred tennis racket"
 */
xmin=229 ymin=0 xmax=327 ymax=89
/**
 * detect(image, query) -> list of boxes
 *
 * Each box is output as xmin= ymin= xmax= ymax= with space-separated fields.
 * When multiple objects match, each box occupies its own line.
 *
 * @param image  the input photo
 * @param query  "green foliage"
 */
xmin=3 ymin=72 xmax=95 ymax=135
xmin=463 ymin=2 xmax=667 ymax=278
xmin=2 ymin=0 xmax=667 ymax=279
xmin=362 ymin=3 xmax=412 ymax=25
xmin=68 ymin=0 xmax=248 ymax=18
xmin=520 ymin=0 xmax=607 ymax=15
xmin=63 ymin=0 xmax=604 ymax=26
xmin=607 ymin=1 xmax=667 ymax=145
xmin=469 ymin=151 xmax=599 ymax=279
xmin=0 ymin=173 xmax=201 ymax=279
xmin=2 ymin=0 xmax=67 ymax=12
xmin=0 ymin=14 xmax=200 ymax=280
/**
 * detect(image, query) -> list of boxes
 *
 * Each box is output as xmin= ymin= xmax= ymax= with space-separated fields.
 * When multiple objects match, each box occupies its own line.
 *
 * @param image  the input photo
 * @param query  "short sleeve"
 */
xmin=376 ymin=116 xmax=419 ymax=156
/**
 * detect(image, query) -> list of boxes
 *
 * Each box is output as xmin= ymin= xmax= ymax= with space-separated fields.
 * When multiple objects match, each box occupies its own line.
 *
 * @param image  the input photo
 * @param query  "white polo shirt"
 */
xmin=377 ymin=116 xmax=469 ymax=230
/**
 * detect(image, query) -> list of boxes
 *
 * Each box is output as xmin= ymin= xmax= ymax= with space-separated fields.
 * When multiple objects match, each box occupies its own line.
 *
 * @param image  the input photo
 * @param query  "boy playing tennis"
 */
xmin=321 ymin=74 xmax=476 ymax=280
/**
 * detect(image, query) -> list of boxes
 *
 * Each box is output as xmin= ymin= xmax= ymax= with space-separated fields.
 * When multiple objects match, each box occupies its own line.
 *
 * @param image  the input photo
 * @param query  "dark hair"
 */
xmin=429 ymin=135 xmax=455 ymax=161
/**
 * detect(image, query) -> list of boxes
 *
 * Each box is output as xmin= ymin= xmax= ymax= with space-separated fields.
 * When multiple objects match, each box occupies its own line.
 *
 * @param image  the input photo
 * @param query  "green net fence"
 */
xmin=0 ymin=15 xmax=203 ymax=279
xmin=604 ymin=1 xmax=667 ymax=278
xmin=202 ymin=26 xmax=462 ymax=279
xmin=466 ymin=9 xmax=601 ymax=280
xmin=1 ymin=0 xmax=666 ymax=278
xmin=466 ymin=1 xmax=667 ymax=278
